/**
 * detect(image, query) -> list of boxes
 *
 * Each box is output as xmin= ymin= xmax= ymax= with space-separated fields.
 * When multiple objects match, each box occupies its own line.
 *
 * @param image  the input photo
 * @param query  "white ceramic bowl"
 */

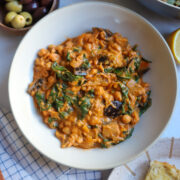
xmin=8 ymin=2 xmax=177 ymax=170
xmin=137 ymin=0 xmax=180 ymax=19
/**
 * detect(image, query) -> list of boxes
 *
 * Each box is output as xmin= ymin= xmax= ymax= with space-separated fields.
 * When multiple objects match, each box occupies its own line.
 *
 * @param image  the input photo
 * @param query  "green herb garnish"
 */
xmin=104 ymin=68 xmax=114 ymax=73
xmin=134 ymin=57 xmax=141 ymax=70
xmin=73 ymin=47 xmax=82 ymax=52
xmin=48 ymin=117 xmax=57 ymax=124
xmin=132 ymin=44 xmax=138 ymax=51
xmin=90 ymin=125 xmax=98 ymax=128
xmin=101 ymin=143 xmax=108 ymax=148
xmin=98 ymin=133 xmax=109 ymax=148
xmin=139 ymin=91 xmax=152 ymax=116
xmin=81 ymin=60 xmax=90 ymax=70
xmin=48 ymin=85 xmax=58 ymax=103
xmin=54 ymin=98 xmax=64 ymax=110
xmin=124 ymin=128 xmax=134 ymax=140
xmin=59 ymin=111 xmax=69 ymax=119
xmin=134 ymin=75 xmax=140 ymax=82
xmin=119 ymin=84 xmax=129 ymax=99
xmin=76 ymin=96 xmax=92 ymax=120
xmin=127 ymin=104 xmax=133 ymax=115
xmin=35 ymin=91 xmax=45 ymax=105
xmin=129 ymin=67 xmax=134 ymax=73
xmin=52 ymin=62 xmax=77 ymax=82
xmin=66 ymin=90 xmax=74 ymax=95
xmin=139 ymin=98 xmax=152 ymax=116
xmin=35 ymin=91 xmax=51 ymax=111
xmin=66 ymin=51 xmax=71 ymax=61
xmin=87 ymin=89 xmax=95 ymax=97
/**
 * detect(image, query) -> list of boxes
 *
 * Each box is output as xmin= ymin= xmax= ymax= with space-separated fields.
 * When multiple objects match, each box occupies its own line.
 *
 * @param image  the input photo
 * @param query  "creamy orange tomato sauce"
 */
xmin=28 ymin=28 xmax=151 ymax=149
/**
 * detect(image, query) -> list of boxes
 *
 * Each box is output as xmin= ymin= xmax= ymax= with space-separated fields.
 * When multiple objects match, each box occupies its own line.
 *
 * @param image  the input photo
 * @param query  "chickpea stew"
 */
xmin=28 ymin=28 xmax=152 ymax=149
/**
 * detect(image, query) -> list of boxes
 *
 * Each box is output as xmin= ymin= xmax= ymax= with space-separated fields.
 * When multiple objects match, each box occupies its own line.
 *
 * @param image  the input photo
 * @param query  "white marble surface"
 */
xmin=0 ymin=0 xmax=180 ymax=139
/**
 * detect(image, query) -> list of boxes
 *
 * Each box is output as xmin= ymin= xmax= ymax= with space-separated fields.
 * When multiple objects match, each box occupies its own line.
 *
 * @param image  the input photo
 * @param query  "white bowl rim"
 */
xmin=8 ymin=1 xmax=178 ymax=170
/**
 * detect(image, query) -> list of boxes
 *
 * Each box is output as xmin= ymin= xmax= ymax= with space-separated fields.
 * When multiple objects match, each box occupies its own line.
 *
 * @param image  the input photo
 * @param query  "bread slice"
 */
xmin=145 ymin=160 xmax=180 ymax=180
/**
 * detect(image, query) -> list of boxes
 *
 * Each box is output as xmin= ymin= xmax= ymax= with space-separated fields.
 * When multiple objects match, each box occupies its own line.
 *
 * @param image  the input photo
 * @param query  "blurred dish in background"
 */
xmin=161 ymin=0 xmax=180 ymax=7
xmin=137 ymin=0 xmax=180 ymax=19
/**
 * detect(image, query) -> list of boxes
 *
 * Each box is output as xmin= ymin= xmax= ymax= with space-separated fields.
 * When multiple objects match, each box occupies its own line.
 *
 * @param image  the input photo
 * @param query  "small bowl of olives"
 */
xmin=0 ymin=0 xmax=59 ymax=32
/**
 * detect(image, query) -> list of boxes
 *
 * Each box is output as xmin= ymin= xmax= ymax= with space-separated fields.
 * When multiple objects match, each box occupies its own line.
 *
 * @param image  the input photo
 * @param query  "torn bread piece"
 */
xmin=145 ymin=160 xmax=180 ymax=180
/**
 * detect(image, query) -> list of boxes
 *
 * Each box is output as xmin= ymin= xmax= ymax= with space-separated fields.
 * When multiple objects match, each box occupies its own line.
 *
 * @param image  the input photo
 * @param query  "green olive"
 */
xmin=4 ymin=11 xmax=17 ymax=25
xmin=20 ymin=11 xmax=33 ymax=26
xmin=5 ymin=1 xmax=23 ymax=13
xmin=11 ymin=14 xmax=25 ymax=29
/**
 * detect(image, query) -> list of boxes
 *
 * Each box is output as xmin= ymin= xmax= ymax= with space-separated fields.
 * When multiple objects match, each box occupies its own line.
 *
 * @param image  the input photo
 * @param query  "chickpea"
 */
xmin=113 ymin=83 xmax=118 ymax=89
xmin=90 ymin=68 xmax=98 ymax=75
xmin=49 ymin=53 xmax=59 ymax=62
xmin=82 ymin=125 xmax=89 ymax=133
xmin=111 ymin=43 xmax=121 ymax=52
xmin=38 ymin=48 xmax=48 ymax=57
xmin=114 ymin=91 xmax=122 ymax=101
xmin=121 ymin=114 xmax=132 ymax=124
xmin=48 ymin=76 xmax=55 ymax=84
xmin=99 ymin=63 xmax=104 ymax=72
xmin=56 ymin=45 xmax=63 ymax=55
xmin=64 ymin=121 xmax=71 ymax=126
xmin=72 ymin=127 xmax=78 ymax=134
xmin=46 ymin=62 xmax=52 ymax=69
xmin=42 ymin=111 xmax=49 ymax=117
xmin=95 ymin=86 xmax=104 ymax=96
xmin=77 ymin=136 xmax=83 ymax=143
xmin=131 ymin=111 xmax=140 ymax=125
xmin=62 ymin=127 xmax=71 ymax=135
xmin=99 ymin=31 xmax=106 ymax=40
xmin=41 ymin=70 xmax=48 ymax=77
xmin=48 ymin=44 xmax=56 ymax=52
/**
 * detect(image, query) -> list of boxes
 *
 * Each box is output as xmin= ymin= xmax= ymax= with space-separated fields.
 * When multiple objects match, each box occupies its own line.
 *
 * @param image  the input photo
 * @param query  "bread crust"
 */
xmin=145 ymin=160 xmax=180 ymax=180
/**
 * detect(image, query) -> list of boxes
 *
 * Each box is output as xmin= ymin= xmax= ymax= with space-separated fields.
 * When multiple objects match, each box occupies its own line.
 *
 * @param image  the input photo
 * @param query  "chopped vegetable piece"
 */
xmin=142 ymin=57 xmax=152 ymax=63
xmin=104 ymin=101 xmax=122 ymax=117
xmin=99 ymin=55 xmax=108 ymax=63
